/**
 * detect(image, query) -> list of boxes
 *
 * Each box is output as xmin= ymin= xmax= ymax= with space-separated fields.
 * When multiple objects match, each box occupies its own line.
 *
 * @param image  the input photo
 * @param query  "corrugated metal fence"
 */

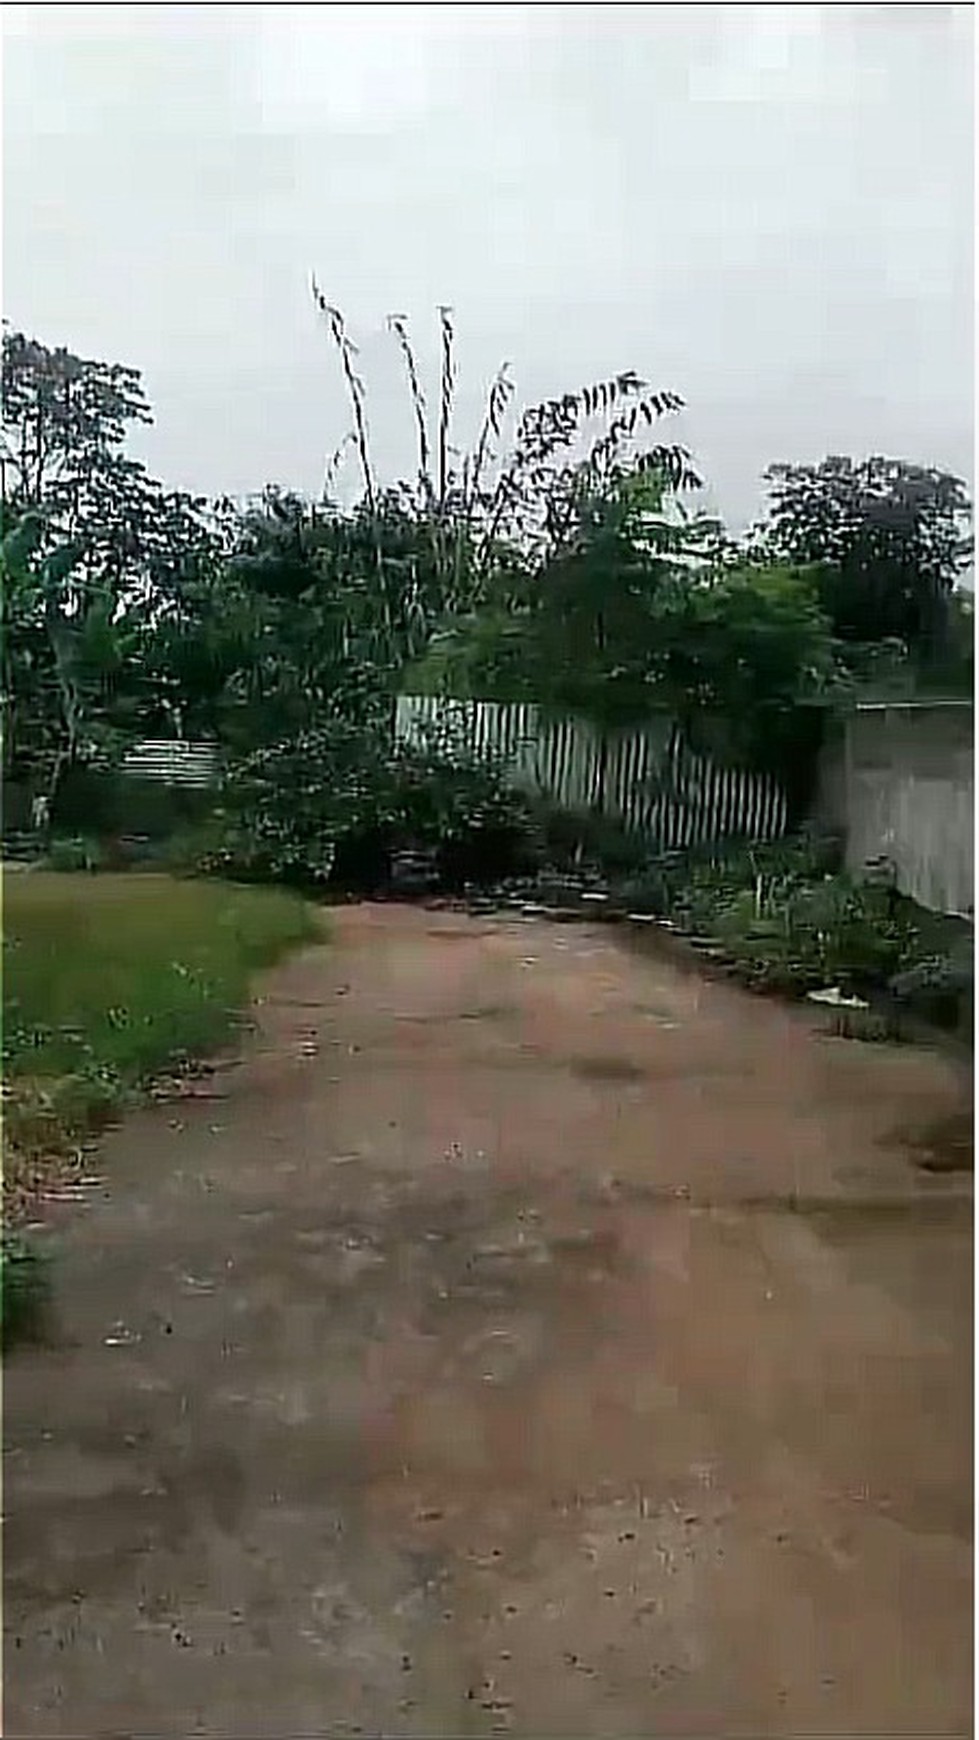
xmin=122 ymin=740 xmax=219 ymax=789
xmin=396 ymin=695 xmax=788 ymax=850
xmin=123 ymin=705 xmax=788 ymax=853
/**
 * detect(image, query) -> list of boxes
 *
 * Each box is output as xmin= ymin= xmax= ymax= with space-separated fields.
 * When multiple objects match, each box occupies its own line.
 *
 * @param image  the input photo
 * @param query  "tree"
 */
xmin=660 ymin=562 xmax=836 ymax=790
xmin=1 ymin=329 xmax=214 ymax=602
xmin=0 ymin=507 xmax=147 ymax=814
xmin=161 ymin=298 xmax=704 ymax=764
xmin=407 ymin=460 xmax=836 ymax=801
xmin=0 ymin=331 xmax=219 ymax=811
xmin=1 ymin=509 xmax=77 ymax=795
xmin=144 ymin=487 xmax=448 ymax=753
xmin=413 ymin=467 xmax=716 ymax=720
xmin=759 ymin=455 xmax=972 ymax=659
xmin=311 ymin=291 xmax=700 ymax=609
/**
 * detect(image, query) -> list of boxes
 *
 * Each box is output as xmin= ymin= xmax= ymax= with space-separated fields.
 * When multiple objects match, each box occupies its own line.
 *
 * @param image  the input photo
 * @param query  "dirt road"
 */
xmin=3 ymin=905 xmax=973 ymax=1736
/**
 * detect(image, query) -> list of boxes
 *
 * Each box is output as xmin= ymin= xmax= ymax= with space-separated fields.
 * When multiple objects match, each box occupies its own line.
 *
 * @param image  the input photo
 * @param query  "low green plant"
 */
xmin=617 ymin=831 xmax=843 ymax=922
xmin=159 ymin=814 xmax=231 ymax=876
xmin=1 ymin=1231 xmax=51 ymax=1347
xmin=532 ymin=803 xmax=648 ymax=876
xmin=623 ymin=831 xmax=962 ymax=1014
xmin=46 ymin=834 xmax=106 ymax=874
xmin=889 ymin=944 xmax=974 ymax=1038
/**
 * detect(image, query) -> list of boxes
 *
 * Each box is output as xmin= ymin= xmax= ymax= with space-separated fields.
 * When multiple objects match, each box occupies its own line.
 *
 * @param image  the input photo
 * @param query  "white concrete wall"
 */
xmin=817 ymin=704 xmax=974 ymax=918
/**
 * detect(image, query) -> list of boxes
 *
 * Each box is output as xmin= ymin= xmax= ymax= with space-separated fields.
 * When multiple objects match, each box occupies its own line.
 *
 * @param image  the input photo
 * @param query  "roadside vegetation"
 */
xmin=1 ymin=306 xmax=972 ymax=1328
xmin=618 ymin=834 xmax=972 ymax=1029
xmin=430 ymin=825 xmax=971 ymax=1042
xmin=3 ymin=310 xmax=972 ymax=895
xmin=0 ymin=1230 xmax=50 ymax=1349
xmin=1 ymin=874 xmax=317 ymax=1335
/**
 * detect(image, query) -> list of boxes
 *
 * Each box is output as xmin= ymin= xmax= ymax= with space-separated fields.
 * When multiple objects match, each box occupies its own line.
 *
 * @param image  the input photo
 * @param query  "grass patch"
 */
xmin=0 ymin=1230 xmax=51 ymax=1348
xmin=2 ymin=873 xmax=319 ymax=1225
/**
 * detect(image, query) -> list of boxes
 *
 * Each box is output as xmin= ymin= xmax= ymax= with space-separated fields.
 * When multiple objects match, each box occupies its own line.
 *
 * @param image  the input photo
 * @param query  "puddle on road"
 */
xmin=425 ymin=927 xmax=498 ymax=943
xmin=802 ymin=1196 xmax=972 ymax=1234
xmin=907 ymin=1109 xmax=974 ymax=1175
xmin=568 ymin=1056 xmax=646 ymax=1084
xmin=392 ymin=1003 xmax=513 ymax=1027
xmin=798 ymin=1194 xmax=972 ymax=1327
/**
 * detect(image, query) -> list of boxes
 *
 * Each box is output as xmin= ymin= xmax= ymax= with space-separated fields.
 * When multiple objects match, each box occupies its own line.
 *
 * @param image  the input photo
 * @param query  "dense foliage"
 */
xmin=411 ymin=476 xmax=837 ymax=784
xmin=2 ymin=314 xmax=972 ymax=888
xmin=617 ymin=833 xmax=971 ymax=1024
xmin=759 ymin=454 xmax=972 ymax=667
xmin=195 ymin=714 xmax=540 ymax=894
xmin=1 ymin=331 xmax=215 ymax=595
xmin=1 ymin=332 xmax=219 ymax=814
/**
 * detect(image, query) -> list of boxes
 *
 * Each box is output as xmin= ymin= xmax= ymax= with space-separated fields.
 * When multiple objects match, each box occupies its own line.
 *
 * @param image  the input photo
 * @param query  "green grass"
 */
xmin=0 ymin=1230 xmax=51 ymax=1347
xmin=3 ymin=872 xmax=320 ymax=1186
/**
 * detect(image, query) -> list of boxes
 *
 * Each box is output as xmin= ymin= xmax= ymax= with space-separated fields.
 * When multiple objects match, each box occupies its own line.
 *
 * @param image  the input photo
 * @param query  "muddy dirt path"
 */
xmin=3 ymin=905 xmax=973 ymax=1736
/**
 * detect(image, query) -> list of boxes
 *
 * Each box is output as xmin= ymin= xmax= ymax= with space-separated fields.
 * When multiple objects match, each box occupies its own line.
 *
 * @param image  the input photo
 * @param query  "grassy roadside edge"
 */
xmin=2 ymin=872 xmax=323 ymax=1345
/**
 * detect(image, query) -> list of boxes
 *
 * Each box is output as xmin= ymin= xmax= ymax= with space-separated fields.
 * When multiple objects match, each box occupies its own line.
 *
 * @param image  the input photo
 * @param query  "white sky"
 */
xmin=2 ymin=3 xmax=974 ymax=531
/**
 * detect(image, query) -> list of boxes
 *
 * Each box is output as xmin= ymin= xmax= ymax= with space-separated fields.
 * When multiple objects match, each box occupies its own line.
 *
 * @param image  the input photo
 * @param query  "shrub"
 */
xmin=533 ymin=803 xmax=648 ymax=876
xmin=198 ymin=717 xmax=541 ymax=895
xmin=709 ymin=876 xmax=919 ymax=994
xmin=52 ymin=767 xmax=214 ymax=841
xmin=615 ymin=831 xmax=841 ymax=920
xmin=46 ymin=834 xmax=106 ymax=874
xmin=890 ymin=944 xmax=974 ymax=1038
xmin=0 ymin=1231 xmax=51 ymax=1347
xmin=622 ymin=831 xmax=961 ymax=1009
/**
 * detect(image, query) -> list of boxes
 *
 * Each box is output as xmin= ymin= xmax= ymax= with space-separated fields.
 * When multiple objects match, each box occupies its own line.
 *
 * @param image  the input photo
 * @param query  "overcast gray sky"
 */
xmin=3 ymin=3 xmax=974 ymax=531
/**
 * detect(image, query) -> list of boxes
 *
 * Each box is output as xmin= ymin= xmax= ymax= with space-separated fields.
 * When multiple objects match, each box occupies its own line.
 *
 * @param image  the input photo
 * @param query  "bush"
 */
xmin=621 ymin=831 xmax=960 ymax=1005
xmin=0 ymin=1231 xmax=50 ymax=1348
xmin=889 ymin=942 xmax=974 ymax=1038
xmin=710 ymin=876 xmax=919 ymax=994
xmin=197 ymin=716 xmax=542 ymax=895
xmin=46 ymin=834 xmax=106 ymax=874
xmin=159 ymin=814 xmax=234 ymax=877
xmin=533 ymin=803 xmax=648 ymax=876
xmin=52 ymin=767 xmax=214 ymax=841
xmin=616 ymin=832 xmax=842 ymax=922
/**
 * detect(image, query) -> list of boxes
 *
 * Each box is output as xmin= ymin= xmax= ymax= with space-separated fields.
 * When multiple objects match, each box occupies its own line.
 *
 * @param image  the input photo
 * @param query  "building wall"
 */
xmin=816 ymin=703 xmax=974 ymax=918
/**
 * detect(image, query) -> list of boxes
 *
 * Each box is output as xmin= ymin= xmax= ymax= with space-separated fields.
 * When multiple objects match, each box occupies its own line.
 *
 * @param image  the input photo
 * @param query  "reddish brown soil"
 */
xmin=3 ymin=905 xmax=973 ymax=1735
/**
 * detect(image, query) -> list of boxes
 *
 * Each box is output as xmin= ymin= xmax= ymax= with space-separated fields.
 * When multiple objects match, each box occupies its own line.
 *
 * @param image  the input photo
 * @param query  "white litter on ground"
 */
xmin=806 ymin=986 xmax=870 ymax=1010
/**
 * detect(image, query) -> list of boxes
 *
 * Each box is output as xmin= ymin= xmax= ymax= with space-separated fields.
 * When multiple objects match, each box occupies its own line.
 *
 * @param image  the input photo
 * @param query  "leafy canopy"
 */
xmin=1 ymin=330 xmax=218 ymax=799
xmin=759 ymin=454 xmax=972 ymax=657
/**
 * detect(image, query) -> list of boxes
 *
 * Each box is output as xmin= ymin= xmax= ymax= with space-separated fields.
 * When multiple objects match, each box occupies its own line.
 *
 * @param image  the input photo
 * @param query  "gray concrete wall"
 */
xmin=815 ymin=703 xmax=974 ymax=918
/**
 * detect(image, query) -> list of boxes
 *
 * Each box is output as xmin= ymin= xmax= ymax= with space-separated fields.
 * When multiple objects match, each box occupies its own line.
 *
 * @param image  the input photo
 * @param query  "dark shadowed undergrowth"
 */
xmin=0 ymin=1230 xmax=51 ymax=1348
